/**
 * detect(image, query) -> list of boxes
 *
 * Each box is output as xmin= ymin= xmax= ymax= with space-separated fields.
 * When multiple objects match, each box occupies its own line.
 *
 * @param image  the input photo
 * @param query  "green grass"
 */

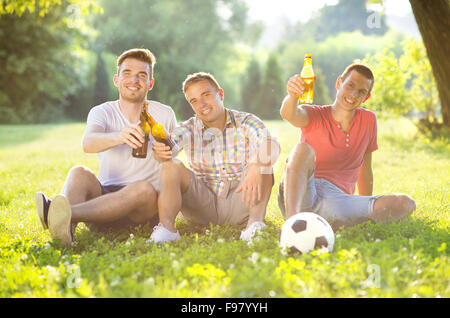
xmin=0 ymin=118 xmax=449 ymax=298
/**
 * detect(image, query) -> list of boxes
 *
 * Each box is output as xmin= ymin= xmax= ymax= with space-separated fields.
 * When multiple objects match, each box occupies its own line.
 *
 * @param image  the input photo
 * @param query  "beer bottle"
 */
xmin=131 ymin=109 xmax=150 ymax=158
xmin=299 ymin=53 xmax=315 ymax=104
xmin=142 ymin=105 xmax=175 ymax=150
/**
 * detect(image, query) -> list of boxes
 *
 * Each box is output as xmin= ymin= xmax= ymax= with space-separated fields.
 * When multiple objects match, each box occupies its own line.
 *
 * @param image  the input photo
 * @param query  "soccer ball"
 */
xmin=280 ymin=212 xmax=335 ymax=254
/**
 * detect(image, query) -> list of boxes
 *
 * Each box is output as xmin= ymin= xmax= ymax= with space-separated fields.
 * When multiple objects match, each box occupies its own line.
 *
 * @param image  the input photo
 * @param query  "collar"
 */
xmin=194 ymin=108 xmax=235 ymax=132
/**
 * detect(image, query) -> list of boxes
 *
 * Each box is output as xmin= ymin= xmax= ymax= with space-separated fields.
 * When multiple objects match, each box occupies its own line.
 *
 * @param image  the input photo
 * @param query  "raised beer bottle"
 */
xmin=299 ymin=53 xmax=315 ymax=104
xmin=142 ymin=105 xmax=175 ymax=150
xmin=131 ymin=109 xmax=151 ymax=158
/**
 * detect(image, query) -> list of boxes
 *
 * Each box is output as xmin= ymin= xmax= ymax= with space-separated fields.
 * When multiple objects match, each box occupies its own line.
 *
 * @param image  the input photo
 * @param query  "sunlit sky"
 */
xmin=244 ymin=0 xmax=413 ymax=24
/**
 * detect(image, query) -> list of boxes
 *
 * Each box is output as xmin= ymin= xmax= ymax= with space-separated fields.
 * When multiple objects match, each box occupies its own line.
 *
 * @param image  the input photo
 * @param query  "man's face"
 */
xmin=335 ymin=70 xmax=372 ymax=111
xmin=185 ymin=80 xmax=225 ymax=127
xmin=114 ymin=58 xmax=154 ymax=103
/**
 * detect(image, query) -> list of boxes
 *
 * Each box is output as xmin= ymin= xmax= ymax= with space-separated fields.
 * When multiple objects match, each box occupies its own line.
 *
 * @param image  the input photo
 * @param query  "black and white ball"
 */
xmin=280 ymin=212 xmax=335 ymax=254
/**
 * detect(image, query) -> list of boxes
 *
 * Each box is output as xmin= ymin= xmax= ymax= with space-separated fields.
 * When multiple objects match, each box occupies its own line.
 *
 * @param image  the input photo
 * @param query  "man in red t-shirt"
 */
xmin=279 ymin=63 xmax=416 ymax=228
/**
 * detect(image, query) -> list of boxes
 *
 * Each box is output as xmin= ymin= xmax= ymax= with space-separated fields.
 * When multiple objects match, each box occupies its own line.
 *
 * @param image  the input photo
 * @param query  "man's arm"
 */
xmin=280 ymin=74 xmax=310 ymax=128
xmin=236 ymin=134 xmax=281 ymax=207
xmin=82 ymin=124 xmax=145 ymax=153
xmin=357 ymin=151 xmax=374 ymax=196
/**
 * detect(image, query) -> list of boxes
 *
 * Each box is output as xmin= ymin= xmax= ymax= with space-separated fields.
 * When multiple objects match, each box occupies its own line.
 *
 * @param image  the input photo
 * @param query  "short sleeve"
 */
xmin=86 ymin=105 xmax=107 ymax=130
xmin=300 ymin=105 xmax=323 ymax=133
xmin=167 ymin=108 xmax=178 ymax=133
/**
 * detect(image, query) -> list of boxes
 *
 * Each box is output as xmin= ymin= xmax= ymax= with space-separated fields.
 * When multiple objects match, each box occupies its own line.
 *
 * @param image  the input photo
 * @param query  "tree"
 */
xmin=259 ymin=53 xmax=284 ymax=119
xmin=93 ymin=52 xmax=110 ymax=106
xmin=362 ymin=44 xmax=413 ymax=116
xmin=316 ymin=0 xmax=388 ymax=40
xmin=409 ymin=0 xmax=450 ymax=127
xmin=94 ymin=0 xmax=249 ymax=120
xmin=282 ymin=0 xmax=388 ymax=43
xmin=368 ymin=0 xmax=450 ymax=128
xmin=0 ymin=2 xmax=81 ymax=123
xmin=241 ymin=59 xmax=262 ymax=115
xmin=400 ymin=39 xmax=439 ymax=121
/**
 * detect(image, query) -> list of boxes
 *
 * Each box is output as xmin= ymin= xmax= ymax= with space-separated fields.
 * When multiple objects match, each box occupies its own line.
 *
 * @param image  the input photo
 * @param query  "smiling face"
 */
xmin=114 ymin=58 xmax=154 ymax=103
xmin=184 ymin=79 xmax=226 ymax=129
xmin=335 ymin=70 xmax=372 ymax=111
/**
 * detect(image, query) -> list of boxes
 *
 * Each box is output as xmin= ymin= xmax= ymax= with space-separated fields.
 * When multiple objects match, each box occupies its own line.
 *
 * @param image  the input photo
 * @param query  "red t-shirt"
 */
xmin=300 ymin=105 xmax=378 ymax=194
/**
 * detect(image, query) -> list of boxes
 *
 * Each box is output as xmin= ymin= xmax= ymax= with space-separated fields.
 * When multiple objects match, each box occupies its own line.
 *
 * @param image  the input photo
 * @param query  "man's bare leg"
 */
xmin=245 ymin=172 xmax=274 ymax=229
xmin=283 ymin=142 xmax=315 ymax=219
xmin=157 ymin=160 xmax=192 ymax=233
xmin=369 ymin=194 xmax=416 ymax=223
xmin=62 ymin=165 xmax=158 ymax=225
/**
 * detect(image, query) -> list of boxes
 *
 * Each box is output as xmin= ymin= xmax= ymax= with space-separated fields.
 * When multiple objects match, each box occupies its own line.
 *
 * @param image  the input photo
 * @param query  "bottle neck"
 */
xmin=143 ymin=110 xmax=156 ymax=126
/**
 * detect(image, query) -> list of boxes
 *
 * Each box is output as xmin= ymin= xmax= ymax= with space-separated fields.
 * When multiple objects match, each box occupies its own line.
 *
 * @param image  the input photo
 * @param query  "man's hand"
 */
xmin=286 ymin=74 xmax=306 ymax=98
xmin=152 ymin=140 xmax=172 ymax=162
xmin=119 ymin=125 xmax=146 ymax=149
xmin=235 ymin=164 xmax=263 ymax=208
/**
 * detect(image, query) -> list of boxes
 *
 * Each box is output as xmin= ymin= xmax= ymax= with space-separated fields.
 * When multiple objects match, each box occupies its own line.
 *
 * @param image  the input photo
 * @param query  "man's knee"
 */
xmin=161 ymin=160 xmax=184 ymax=180
xmin=127 ymin=180 xmax=157 ymax=201
xmin=286 ymin=142 xmax=315 ymax=174
xmin=372 ymin=193 xmax=416 ymax=222
xmin=160 ymin=160 xmax=191 ymax=190
xmin=68 ymin=165 xmax=95 ymax=180
xmin=396 ymin=194 xmax=416 ymax=214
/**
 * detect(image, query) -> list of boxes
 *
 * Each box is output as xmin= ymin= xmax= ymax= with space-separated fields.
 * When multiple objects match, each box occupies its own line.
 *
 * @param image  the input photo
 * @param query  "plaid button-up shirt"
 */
xmin=171 ymin=109 xmax=271 ymax=197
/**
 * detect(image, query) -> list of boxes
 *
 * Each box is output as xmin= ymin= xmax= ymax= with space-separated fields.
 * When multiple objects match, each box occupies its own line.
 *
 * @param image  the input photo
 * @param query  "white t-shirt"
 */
xmin=86 ymin=100 xmax=177 ymax=191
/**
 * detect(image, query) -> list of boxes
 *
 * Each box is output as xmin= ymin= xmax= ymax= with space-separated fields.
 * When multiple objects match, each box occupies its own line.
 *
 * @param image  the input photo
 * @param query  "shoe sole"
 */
xmin=48 ymin=195 xmax=72 ymax=246
xmin=35 ymin=192 xmax=48 ymax=229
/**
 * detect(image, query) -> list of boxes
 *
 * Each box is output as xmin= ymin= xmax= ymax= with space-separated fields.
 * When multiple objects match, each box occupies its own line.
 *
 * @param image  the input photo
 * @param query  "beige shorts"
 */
xmin=180 ymin=172 xmax=251 ymax=226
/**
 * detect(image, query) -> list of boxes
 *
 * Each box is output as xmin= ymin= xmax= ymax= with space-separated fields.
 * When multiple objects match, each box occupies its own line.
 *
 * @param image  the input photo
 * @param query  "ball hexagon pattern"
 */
xmin=280 ymin=212 xmax=335 ymax=254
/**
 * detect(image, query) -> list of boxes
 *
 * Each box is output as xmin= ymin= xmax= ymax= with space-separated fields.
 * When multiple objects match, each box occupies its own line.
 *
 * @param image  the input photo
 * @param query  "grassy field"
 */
xmin=0 ymin=118 xmax=448 ymax=298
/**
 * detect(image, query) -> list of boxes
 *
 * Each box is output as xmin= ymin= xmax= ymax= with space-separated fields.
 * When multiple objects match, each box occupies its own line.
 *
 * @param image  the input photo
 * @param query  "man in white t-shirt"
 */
xmin=35 ymin=48 xmax=177 ymax=245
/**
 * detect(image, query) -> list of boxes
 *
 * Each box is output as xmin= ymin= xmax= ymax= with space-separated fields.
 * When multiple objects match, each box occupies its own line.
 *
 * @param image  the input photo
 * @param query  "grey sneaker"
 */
xmin=147 ymin=223 xmax=181 ymax=244
xmin=47 ymin=195 xmax=73 ymax=246
xmin=240 ymin=221 xmax=266 ymax=241
xmin=36 ymin=192 xmax=51 ymax=229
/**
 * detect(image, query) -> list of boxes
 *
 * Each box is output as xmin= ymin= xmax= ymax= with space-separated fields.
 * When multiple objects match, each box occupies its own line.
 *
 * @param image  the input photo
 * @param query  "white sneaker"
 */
xmin=147 ymin=223 xmax=181 ymax=244
xmin=240 ymin=221 xmax=266 ymax=241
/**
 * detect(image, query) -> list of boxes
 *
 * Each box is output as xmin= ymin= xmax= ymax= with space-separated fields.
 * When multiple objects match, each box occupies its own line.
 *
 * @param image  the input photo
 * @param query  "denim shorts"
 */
xmin=277 ymin=171 xmax=381 ymax=222
xmin=85 ymin=184 xmax=159 ymax=232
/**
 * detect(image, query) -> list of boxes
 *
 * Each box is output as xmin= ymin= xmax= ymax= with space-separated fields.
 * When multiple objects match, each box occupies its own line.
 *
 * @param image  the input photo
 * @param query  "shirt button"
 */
xmin=346 ymin=144 xmax=349 ymax=147
xmin=346 ymin=138 xmax=349 ymax=142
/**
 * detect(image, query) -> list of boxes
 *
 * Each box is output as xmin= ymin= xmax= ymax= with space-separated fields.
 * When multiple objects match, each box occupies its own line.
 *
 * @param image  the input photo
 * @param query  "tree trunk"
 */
xmin=409 ymin=0 xmax=450 ymax=126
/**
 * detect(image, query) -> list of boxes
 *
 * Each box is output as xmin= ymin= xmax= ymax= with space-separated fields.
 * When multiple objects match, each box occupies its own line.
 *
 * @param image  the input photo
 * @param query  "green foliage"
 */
xmin=315 ymin=0 xmax=388 ymax=40
xmin=241 ymin=58 xmax=262 ymax=115
xmin=279 ymin=30 xmax=406 ymax=104
xmin=0 ymin=0 xmax=99 ymax=17
xmin=362 ymin=38 xmax=441 ymax=123
xmin=362 ymin=47 xmax=409 ymax=116
xmin=0 ymin=119 xmax=448 ymax=297
xmin=0 ymin=1 xmax=93 ymax=123
xmin=258 ymin=53 xmax=284 ymax=119
xmin=93 ymin=0 xmax=249 ymax=120
xmin=281 ymin=0 xmax=388 ymax=43
xmin=400 ymin=39 xmax=440 ymax=119
xmin=93 ymin=52 xmax=110 ymax=107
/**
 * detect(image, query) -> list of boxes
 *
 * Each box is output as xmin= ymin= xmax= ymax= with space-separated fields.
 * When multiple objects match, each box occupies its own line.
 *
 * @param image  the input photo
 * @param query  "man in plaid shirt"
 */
xmin=148 ymin=72 xmax=280 ymax=243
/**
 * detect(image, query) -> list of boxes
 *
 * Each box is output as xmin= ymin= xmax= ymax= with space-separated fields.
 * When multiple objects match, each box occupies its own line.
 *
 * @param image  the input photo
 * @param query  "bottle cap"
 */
xmin=305 ymin=53 xmax=311 ymax=58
